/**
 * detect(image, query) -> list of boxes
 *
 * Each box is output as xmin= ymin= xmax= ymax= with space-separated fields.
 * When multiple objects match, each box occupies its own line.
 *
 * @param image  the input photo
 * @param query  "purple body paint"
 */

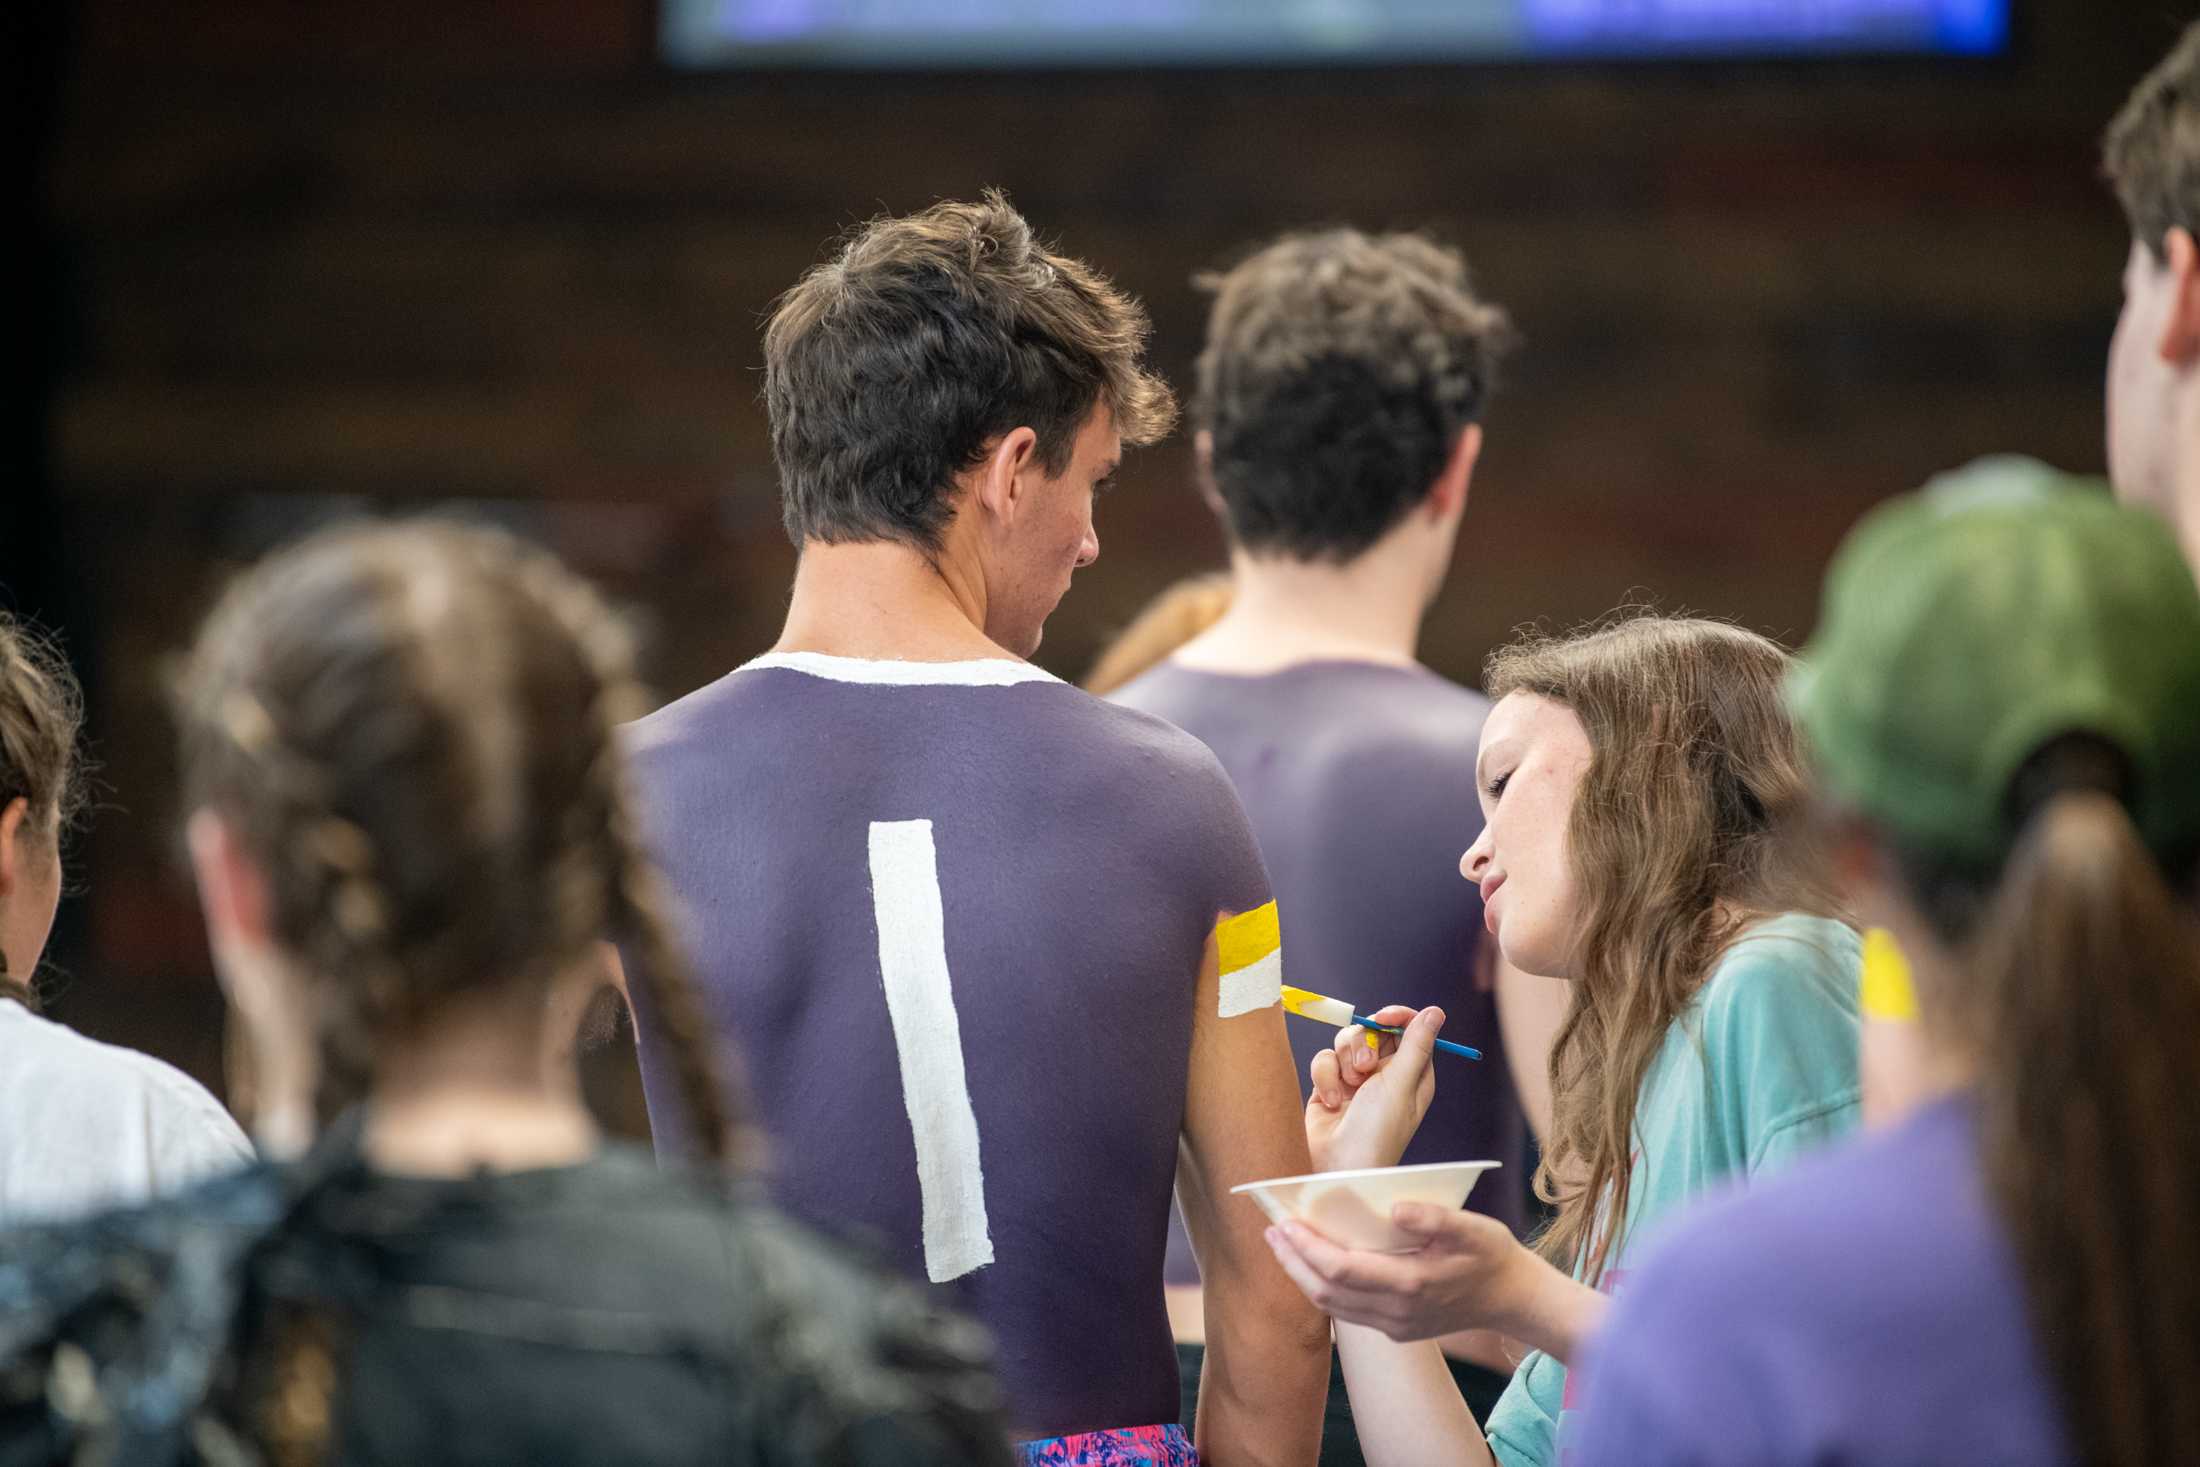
xmin=622 ymin=653 xmax=1274 ymax=1436
xmin=1111 ymin=658 xmax=1530 ymax=1284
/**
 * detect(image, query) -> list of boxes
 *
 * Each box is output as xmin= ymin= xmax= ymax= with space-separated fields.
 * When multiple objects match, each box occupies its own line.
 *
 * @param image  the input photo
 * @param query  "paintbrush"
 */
xmin=1280 ymin=985 xmax=1483 ymax=1060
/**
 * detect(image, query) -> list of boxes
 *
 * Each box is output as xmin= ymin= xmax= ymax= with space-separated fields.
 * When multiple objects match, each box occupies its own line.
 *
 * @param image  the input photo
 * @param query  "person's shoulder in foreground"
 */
xmin=0 ymin=1147 xmax=1013 ymax=1466
xmin=1689 ymin=913 xmax=1862 ymax=1163
xmin=604 ymin=1151 xmax=1016 ymax=1464
xmin=0 ymin=999 xmax=252 ymax=1222
xmin=1569 ymin=1095 xmax=2070 ymax=1467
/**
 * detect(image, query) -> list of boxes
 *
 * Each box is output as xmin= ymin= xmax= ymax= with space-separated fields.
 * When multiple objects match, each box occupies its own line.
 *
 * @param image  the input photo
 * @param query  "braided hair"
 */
xmin=176 ymin=520 xmax=735 ymax=1160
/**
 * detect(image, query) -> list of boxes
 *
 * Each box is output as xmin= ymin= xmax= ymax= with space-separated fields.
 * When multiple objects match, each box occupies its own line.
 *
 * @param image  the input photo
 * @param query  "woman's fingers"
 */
xmin=1276 ymin=1222 xmax=1422 ymax=1293
xmin=1309 ymin=1048 xmax=1347 ymax=1109
xmin=1264 ymin=1225 xmax=1423 ymax=1331
xmin=1389 ymin=1201 xmax=1469 ymax=1242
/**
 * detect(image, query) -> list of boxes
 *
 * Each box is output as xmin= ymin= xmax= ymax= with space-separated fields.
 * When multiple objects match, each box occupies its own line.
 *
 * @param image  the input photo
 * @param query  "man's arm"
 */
xmin=1177 ymin=934 xmax=1329 ymax=1467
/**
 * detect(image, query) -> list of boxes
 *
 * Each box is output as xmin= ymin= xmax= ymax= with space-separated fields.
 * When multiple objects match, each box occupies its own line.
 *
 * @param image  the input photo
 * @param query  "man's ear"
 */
xmin=2163 ymin=228 xmax=2200 ymax=366
xmin=1193 ymin=430 xmax=1227 ymax=518
xmin=1425 ymin=424 xmax=1484 ymax=521
xmin=971 ymin=426 xmax=1042 ymax=529
xmin=0 ymin=797 xmax=26 ymax=901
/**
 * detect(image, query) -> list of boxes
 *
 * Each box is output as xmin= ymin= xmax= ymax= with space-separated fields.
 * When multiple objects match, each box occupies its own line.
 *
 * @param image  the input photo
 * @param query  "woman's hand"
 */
xmin=1265 ymin=1205 xmax=1609 ymax=1366
xmin=1303 ymin=1004 xmax=1444 ymax=1174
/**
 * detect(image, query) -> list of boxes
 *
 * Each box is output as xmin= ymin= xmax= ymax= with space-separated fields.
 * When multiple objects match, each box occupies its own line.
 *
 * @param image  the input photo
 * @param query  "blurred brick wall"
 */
xmin=37 ymin=0 xmax=2184 ymax=1101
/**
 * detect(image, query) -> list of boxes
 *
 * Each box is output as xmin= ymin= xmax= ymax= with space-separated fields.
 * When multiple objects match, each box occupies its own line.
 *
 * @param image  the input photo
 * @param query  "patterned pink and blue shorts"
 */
xmin=1017 ymin=1423 xmax=1198 ymax=1466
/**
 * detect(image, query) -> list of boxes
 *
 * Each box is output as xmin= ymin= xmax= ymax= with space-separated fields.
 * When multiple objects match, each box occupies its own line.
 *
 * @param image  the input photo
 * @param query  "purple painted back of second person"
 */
xmin=620 ymin=653 xmax=1275 ymax=1439
xmin=1111 ymin=658 xmax=1529 ymax=1284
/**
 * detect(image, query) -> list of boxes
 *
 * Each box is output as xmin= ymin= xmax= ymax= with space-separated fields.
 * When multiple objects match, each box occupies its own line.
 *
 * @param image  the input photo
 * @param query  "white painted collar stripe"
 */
xmin=738 ymin=652 xmax=1062 ymax=687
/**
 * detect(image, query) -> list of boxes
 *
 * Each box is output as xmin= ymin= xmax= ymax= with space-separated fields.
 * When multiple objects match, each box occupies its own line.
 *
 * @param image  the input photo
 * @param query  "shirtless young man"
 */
xmin=1110 ymin=230 xmax=1566 ymax=1453
xmin=619 ymin=195 xmax=1328 ymax=1467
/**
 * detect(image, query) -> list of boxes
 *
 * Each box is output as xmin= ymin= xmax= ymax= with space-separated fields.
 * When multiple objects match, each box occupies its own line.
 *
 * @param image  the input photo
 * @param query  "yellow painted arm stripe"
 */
xmin=1214 ymin=899 xmax=1281 ymax=976
xmin=1859 ymin=927 xmax=1920 ymax=1023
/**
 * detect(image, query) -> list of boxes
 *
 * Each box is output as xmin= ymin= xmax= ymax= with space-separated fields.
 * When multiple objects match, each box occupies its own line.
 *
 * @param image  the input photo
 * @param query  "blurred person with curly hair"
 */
xmin=1108 ymin=230 xmax=1566 ymax=1460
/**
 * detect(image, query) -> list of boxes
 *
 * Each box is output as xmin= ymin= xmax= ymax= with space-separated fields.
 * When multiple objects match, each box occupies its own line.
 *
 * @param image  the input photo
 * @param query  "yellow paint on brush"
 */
xmin=1859 ymin=927 xmax=1920 ymax=1022
xmin=1214 ymin=899 xmax=1281 ymax=974
xmin=1280 ymin=985 xmax=1380 ymax=1048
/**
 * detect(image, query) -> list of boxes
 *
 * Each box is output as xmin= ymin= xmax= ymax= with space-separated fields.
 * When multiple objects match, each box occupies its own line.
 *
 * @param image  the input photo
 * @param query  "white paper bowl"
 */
xmin=1232 ymin=1161 xmax=1502 ymax=1253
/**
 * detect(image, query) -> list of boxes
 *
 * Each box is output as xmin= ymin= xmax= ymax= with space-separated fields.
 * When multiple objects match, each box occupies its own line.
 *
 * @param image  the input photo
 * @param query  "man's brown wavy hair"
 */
xmin=765 ymin=191 xmax=1176 ymax=554
xmin=2105 ymin=20 xmax=2200 ymax=262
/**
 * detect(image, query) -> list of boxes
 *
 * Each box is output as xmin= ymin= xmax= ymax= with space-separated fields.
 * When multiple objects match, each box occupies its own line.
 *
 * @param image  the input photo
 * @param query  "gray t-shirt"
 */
xmin=1111 ymin=658 xmax=1528 ymax=1284
xmin=622 ymin=653 xmax=1276 ymax=1437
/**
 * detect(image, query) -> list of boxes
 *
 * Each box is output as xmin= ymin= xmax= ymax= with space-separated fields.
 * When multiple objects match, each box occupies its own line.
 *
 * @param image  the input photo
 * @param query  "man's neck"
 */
xmin=774 ymin=539 xmax=1014 ymax=663
xmin=1174 ymin=540 xmax=1431 ymax=676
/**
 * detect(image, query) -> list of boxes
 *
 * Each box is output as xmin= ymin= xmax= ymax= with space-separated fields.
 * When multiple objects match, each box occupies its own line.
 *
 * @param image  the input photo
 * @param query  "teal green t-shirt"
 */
xmin=1482 ymin=913 xmax=1862 ymax=1467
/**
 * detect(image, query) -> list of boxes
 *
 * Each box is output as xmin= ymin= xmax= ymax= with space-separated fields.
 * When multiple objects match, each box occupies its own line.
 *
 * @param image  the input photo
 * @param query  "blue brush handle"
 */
xmin=1351 ymin=1013 xmax=1482 ymax=1061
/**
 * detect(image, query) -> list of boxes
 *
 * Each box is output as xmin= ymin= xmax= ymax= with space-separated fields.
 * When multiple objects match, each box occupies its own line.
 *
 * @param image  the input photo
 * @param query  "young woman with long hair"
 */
xmin=1269 ymin=614 xmax=1864 ymax=1465
xmin=0 ymin=611 xmax=250 ymax=1223
xmin=0 ymin=522 xmax=1009 ymax=1464
xmin=1571 ymin=475 xmax=2200 ymax=1466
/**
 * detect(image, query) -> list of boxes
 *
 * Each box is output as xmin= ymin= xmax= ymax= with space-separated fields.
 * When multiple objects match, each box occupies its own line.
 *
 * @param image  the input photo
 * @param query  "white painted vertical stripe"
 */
xmin=868 ymin=819 xmax=994 ymax=1283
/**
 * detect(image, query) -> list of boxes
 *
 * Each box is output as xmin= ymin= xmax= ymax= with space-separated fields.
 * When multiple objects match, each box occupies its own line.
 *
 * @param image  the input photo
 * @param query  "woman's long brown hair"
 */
xmin=1486 ymin=615 xmax=1840 ymax=1286
xmin=1898 ymin=743 xmax=2200 ymax=1466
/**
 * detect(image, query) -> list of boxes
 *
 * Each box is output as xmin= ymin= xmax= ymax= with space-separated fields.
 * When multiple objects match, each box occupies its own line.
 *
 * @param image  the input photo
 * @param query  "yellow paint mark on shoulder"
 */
xmin=1860 ymin=927 xmax=1920 ymax=1023
xmin=1214 ymin=899 xmax=1281 ymax=975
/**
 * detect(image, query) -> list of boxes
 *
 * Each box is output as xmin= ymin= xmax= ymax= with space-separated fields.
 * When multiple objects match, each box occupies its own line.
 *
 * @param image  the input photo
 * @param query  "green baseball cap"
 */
xmin=1790 ymin=456 xmax=2200 ymax=864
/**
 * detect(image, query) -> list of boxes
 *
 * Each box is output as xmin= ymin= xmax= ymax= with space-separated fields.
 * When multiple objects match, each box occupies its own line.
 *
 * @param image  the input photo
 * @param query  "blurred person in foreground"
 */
xmin=1860 ymin=19 xmax=2200 ymax=1130
xmin=1571 ymin=470 xmax=2200 ymax=1467
xmin=0 ymin=612 xmax=249 ymax=1224
xmin=617 ymin=194 xmax=1327 ymax=1467
xmin=2106 ymin=18 xmax=2200 ymax=574
xmin=0 ymin=523 xmax=1009 ymax=1464
xmin=1265 ymin=615 xmax=1861 ymax=1465
xmin=1105 ymin=229 xmax=1567 ymax=1454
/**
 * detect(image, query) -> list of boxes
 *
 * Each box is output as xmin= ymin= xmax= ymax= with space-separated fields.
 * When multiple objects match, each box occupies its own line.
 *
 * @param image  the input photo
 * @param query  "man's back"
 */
xmin=623 ymin=652 xmax=1274 ymax=1436
xmin=1113 ymin=658 xmax=1528 ymax=1249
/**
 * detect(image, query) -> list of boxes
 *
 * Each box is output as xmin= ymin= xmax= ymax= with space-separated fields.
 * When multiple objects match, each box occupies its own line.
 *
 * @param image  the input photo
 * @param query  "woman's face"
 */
xmin=1462 ymin=691 xmax=1593 ymax=980
xmin=0 ymin=798 xmax=61 ymax=989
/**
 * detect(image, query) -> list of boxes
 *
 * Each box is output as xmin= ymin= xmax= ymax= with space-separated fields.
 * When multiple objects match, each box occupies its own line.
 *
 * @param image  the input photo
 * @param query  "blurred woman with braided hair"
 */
xmin=0 ymin=521 xmax=1011 ymax=1465
xmin=0 ymin=611 xmax=250 ymax=1224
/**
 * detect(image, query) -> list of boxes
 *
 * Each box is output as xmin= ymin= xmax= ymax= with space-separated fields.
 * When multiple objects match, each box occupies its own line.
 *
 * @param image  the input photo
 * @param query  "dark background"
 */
xmin=10 ymin=0 xmax=2188 ymax=1109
